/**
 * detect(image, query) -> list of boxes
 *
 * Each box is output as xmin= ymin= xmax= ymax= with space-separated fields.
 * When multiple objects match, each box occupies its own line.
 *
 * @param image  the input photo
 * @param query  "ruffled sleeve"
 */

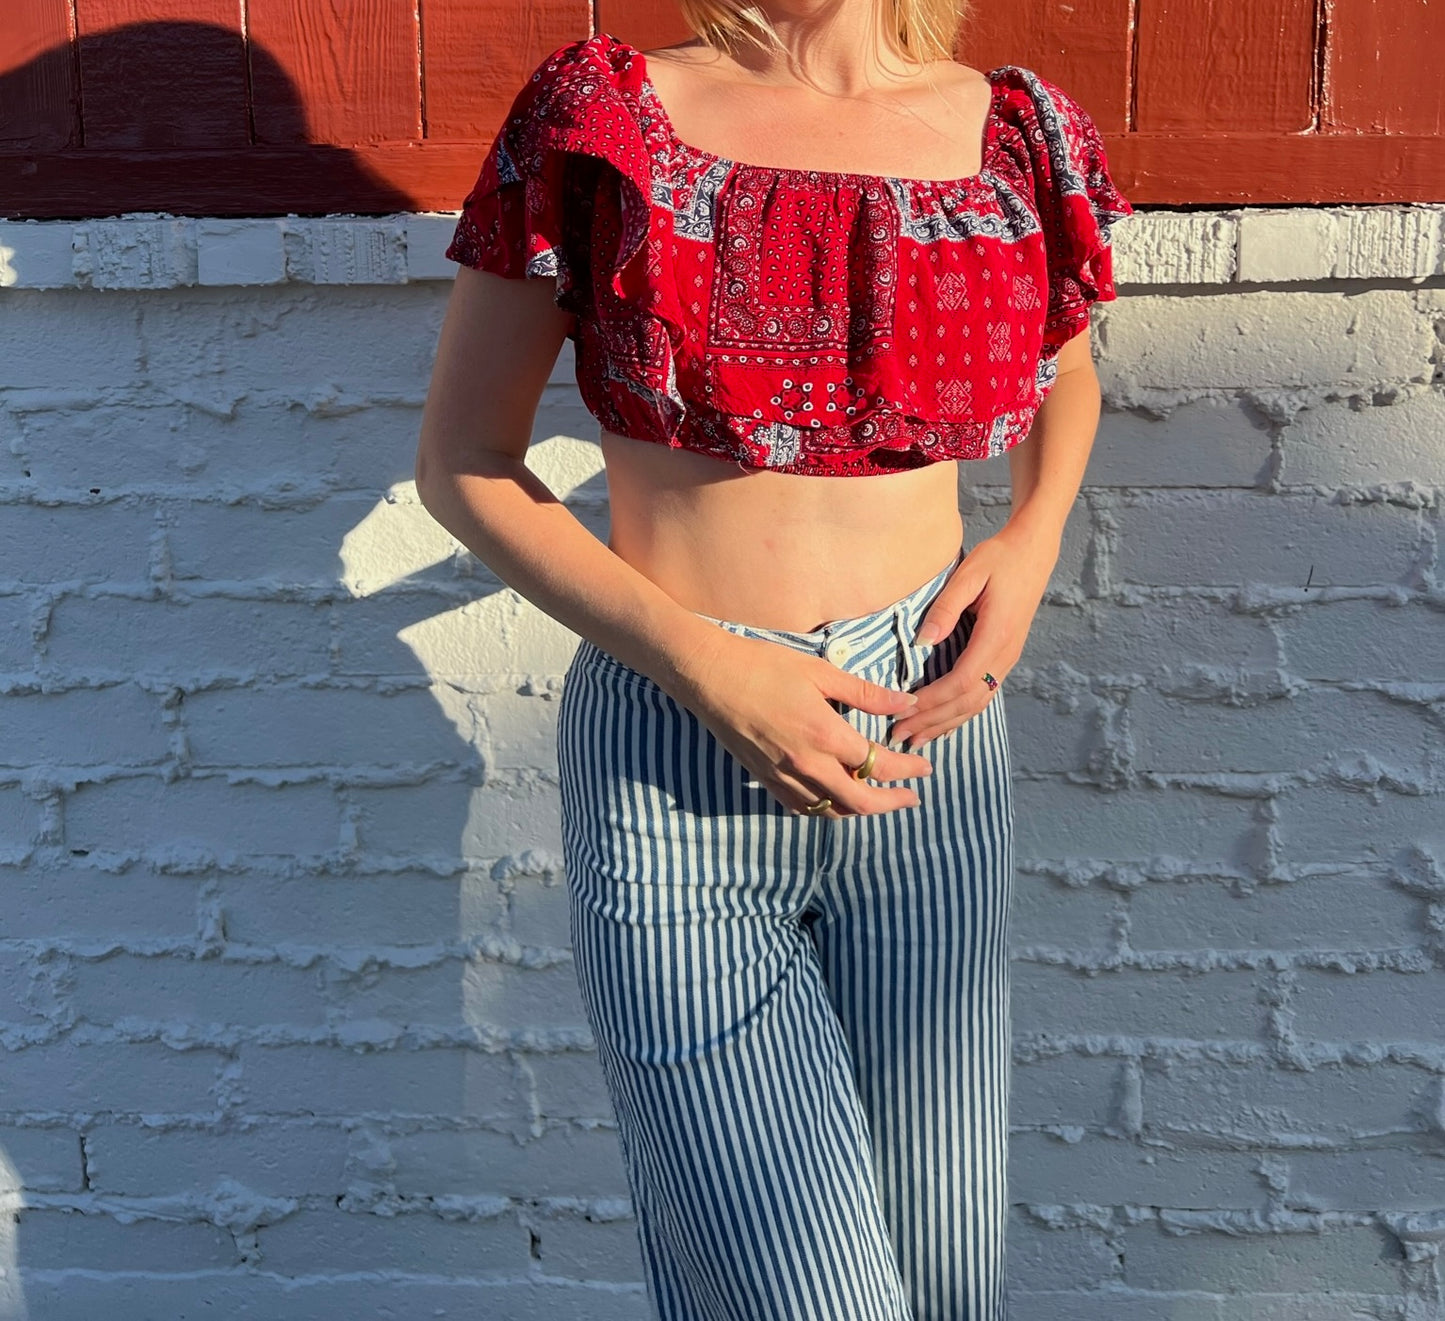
xmin=1010 ymin=70 xmax=1134 ymax=354
xmin=442 ymin=38 xmax=656 ymax=325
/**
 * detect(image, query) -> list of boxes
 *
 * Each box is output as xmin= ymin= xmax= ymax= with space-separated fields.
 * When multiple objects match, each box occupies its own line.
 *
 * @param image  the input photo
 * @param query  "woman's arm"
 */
xmin=414 ymin=265 xmax=726 ymax=701
xmin=888 ymin=327 xmax=1102 ymax=748
xmin=1001 ymin=329 xmax=1102 ymax=549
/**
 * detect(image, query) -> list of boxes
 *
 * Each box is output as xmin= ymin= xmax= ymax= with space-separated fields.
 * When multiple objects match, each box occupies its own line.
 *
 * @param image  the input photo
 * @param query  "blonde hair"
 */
xmin=673 ymin=0 xmax=972 ymax=68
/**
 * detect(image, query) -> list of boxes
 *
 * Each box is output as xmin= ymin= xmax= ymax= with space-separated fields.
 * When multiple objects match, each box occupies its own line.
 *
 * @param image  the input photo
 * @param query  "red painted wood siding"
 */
xmin=1 ymin=0 xmax=1439 ymax=218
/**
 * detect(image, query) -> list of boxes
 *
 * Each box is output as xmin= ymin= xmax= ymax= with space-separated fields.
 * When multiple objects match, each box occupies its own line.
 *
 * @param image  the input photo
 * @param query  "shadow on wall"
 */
xmin=0 ymin=20 xmax=415 ymax=217
xmin=0 ymin=17 xmax=599 ymax=1318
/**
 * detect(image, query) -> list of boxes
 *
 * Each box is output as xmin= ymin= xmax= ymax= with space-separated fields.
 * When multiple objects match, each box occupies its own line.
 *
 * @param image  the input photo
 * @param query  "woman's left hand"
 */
xmin=889 ymin=521 xmax=1060 ymax=750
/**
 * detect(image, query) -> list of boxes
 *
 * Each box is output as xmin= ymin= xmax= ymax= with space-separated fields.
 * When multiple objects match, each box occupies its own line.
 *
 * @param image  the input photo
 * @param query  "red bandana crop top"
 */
xmin=444 ymin=32 xmax=1135 ymax=477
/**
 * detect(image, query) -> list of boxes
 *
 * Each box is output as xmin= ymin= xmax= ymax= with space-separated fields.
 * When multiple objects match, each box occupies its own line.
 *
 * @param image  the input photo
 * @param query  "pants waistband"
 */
xmin=691 ymin=543 xmax=965 ymax=671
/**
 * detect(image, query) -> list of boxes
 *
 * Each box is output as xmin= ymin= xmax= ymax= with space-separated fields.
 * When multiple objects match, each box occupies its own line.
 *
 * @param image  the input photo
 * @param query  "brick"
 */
xmin=1143 ymin=1058 xmax=1426 ymax=1146
xmin=1217 ymin=1294 xmax=1409 ymax=1321
xmin=525 ymin=1050 xmax=618 ymax=1123
xmin=234 ymin=1044 xmax=521 ymax=1119
xmin=0 ymin=289 xmax=144 ymax=388
xmin=256 ymin=1204 xmax=527 ymax=1274
xmin=1112 ymin=491 xmax=1418 ymax=589
xmin=1013 ymin=965 xmax=1265 ymax=1042
xmin=506 ymin=867 xmax=572 ymax=948
xmin=63 ymin=775 xmax=341 ymax=856
xmin=536 ymin=1208 xmax=646 ymax=1282
xmin=0 ymin=864 xmax=199 ymax=939
xmin=196 ymin=220 xmax=286 ymax=286
xmin=332 ymin=590 xmax=515 ymax=680
xmin=68 ymin=953 xmax=327 ymax=1029
xmin=1084 ymin=397 xmax=1274 ymax=489
xmin=1278 ymin=599 xmax=1445 ymax=682
xmin=184 ymin=685 xmax=460 ymax=767
xmin=0 ymin=1124 xmax=85 ymax=1191
xmin=165 ymin=496 xmax=393 ymax=584
xmin=0 ymin=595 xmax=36 ymax=669
xmin=8 ymin=1276 xmax=649 ymax=1321
xmin=1123 ymin=1217 xmax=1403 ymax=1293
xmin=484 ymin=688 xmax=563 ymax=774
xmin=436 ymin=1281 xmax=650 ymax=1321
xmin=1107 ymin=289 xmax=1432 ymax=393
xmin=12 ymin=399 xmax=190 ymax=489
xmin=1128 ymin=875 xmax=1422 ymax=951
xmin=390 ymin=1124 xmax=631 ymax=1199
xmin=1025 ymin=598 xmax=1279 ymax=678
xmin=1005 ymin=1216 xmax=1122 ymax=1291
xmin=0 ymin=783 xmax=45 ymax=849
xmin=285 ymin=218 xmax=406 ymax=286
xmin=1000 ymin=689 xmax=1109 ymax=777
xmin=353 ymin=780 xmax=564 ymax=858
xmin=1120 ymin=209 xmax=1238 ymax=286
xmin=0 ymin=1042 xmax=220 ymax=1112
xmin=0 ymin=220 xmax=78 ymax=288
xmin=1289 ymin=967 xmax=1445 ymax=1044
xmin=1010 ymin=1290 xmax=1223 ymax=1321
xmin=1286 ymin=1147 xmax=1445 ymax=1212
xmin=0 ymin=685 xmax=168 ymax=767
xmin=16 ymin=1206 xmax=238 ymax=1270
xmin=1012 ymin=780 xmax=1260 ymax=866
xmin=140 ymin=285 xmax=444 ymax=395
xmin=1010 ymin=873 xmax=1119 ymax=949
xmin=1283 ymin=390 xmax=1445 ymax=487
xmin=467 ymin=960 xmax=589 ymax=1035
xmin=1012 ymin=1053 xmax=1124 ymax=1129
xmin=1276 ymin=787 xmax=1445 ymax=863
xmin=1238 ymin=206 xmax=1443 ymax=283
xmin=83 ymin=217 xmax=195 ymax=289
xmin=403 ymin=214 xmax=464 ymax=281
xmin=0 ymin=504 xmax=154 ymax=585
xmin=1009 ymin=1129 xmax=1264 ymax=1208
xmin=214 ymin=871 xmax=463 ymax=946
xmin=88 ymin=1121 xmax=350 ymax=1196
xmin=45 ymin=596 xmax=333 ymax=677
xmin=1129 ymin=688 xmax=1436 ymax=776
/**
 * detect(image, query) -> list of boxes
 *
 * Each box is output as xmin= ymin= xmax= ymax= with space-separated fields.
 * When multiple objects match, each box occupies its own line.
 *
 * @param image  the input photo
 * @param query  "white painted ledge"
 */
xmin=0 ymin=206 xmax=1442 ymax=291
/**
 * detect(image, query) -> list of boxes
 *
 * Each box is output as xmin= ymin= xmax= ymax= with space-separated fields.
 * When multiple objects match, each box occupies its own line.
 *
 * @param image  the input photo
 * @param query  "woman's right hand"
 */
xmin=670 ymin=627 xmax=935 ymax=818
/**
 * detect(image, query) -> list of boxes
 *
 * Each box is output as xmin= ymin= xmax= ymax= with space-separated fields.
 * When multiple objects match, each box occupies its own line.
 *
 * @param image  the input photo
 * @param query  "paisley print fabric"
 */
xmin=444 ymin=31 xmax=1135 ymax=477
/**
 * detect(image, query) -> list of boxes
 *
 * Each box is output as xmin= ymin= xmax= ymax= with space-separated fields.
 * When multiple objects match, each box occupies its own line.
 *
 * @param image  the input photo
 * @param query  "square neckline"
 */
xmin=625 ymin=38 xmax=1011 ymax=189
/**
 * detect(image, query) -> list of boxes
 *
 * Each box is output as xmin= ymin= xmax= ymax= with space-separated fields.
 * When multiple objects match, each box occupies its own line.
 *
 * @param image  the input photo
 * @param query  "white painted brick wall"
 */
xmin=0 ymin=207 xmax=1443 ymax=1319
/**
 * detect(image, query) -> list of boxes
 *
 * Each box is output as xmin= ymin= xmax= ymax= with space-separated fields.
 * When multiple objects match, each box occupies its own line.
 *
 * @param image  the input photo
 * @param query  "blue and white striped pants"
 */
xmin=556 ymin=545 xmax=1014 ymax=1321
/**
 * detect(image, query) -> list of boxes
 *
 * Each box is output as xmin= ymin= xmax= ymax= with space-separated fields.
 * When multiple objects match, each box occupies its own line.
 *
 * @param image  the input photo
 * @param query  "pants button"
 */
xmin=825 ymin=639 xmax=852 ymax=666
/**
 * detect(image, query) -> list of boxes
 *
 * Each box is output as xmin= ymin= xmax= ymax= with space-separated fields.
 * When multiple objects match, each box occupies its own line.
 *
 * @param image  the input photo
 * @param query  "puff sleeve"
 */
xmin=442 ymin=39 xmax=656 ymax=327
xmin=444 ymin=123 xmax=573 ymax=285
xmin=1023 ymin=74 xmax=1134 ymax=354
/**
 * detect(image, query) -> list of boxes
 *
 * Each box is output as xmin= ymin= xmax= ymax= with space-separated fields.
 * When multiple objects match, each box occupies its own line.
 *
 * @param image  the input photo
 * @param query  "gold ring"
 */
xmin=802 ymin=796 xmax=833 ymax=815
xmin=850 ymin=740 xmax=879 ymax=781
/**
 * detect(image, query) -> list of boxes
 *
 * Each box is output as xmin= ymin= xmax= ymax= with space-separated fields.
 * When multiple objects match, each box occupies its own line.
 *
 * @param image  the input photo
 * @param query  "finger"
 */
xmin=906 ymin=630 xmax=1008 ymax=721
xmin=820 ymin=664 xmax=920 ymax=717
xmin=896 ymin=665 xmax=989 ymax=725
xmin=796 ymin=752 xmax=922 ymax=816
xmin=894 ymin=692 xmax=999 ymax=749
xmin=769 ymin=767 xmax=847 ymax=818
xmin=832 ymin=728 xmax=933 ymax=784
xmin=912 ymin=581 xmax=982 ymax=647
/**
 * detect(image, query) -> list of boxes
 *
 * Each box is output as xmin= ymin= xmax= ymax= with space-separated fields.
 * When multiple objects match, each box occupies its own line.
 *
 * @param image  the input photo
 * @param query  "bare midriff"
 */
xmin=600 ymin=430 xmax=967 ymax=633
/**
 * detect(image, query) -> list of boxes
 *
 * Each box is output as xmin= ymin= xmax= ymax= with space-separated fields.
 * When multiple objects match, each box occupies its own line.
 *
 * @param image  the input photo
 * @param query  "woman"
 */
xmin=416 ymin=2 xmax=1132 ymax=1315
